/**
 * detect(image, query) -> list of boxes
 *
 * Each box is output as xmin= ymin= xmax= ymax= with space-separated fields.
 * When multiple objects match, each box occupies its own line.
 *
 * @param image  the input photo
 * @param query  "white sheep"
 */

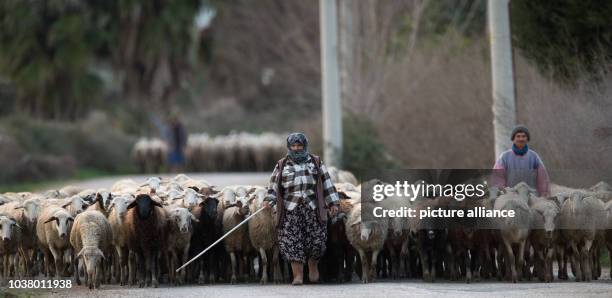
xmin=164 ymin=207 xmax=198 ymax=285
xmin=70 ymin=210 xmax=113 ymax=289
xmin=0 ymin=214 xmax=22 ymax=282
xmin=36 ymin=206 xmax=74 ymax=278
xmin=108 ymin=194 xmax=133 ymax=285
xmin=558 ymin=191 xmax=606 ymax=281
xmin=494 ymin=190 xmax=531 ymax=283
xmin=345 ymin=203 xmax=389 ymax=283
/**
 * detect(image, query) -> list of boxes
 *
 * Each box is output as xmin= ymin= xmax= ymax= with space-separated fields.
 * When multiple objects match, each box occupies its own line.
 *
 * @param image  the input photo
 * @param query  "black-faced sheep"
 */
xmin=125 ymin=193 xmax=167 ymax=287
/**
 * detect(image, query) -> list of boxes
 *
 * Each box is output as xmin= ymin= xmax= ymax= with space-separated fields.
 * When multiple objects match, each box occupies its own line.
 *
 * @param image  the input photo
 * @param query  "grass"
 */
xmin=0 ymin=168 xmax=120 ymax=193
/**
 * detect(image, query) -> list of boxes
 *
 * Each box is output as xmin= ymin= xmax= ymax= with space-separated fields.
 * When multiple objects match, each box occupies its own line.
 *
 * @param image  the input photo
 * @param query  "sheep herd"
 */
xmin=0 ymin=172 xmax=611 ymax=290
xmin=132 ymin=132 xmax=287 ymax=173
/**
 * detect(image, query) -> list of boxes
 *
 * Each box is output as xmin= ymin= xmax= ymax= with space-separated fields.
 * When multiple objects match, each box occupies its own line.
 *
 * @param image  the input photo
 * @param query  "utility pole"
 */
xmin=488 ymin=0 xmax=516 ymax=159
xmin=320 ymin=0 xmax=343 ymax=167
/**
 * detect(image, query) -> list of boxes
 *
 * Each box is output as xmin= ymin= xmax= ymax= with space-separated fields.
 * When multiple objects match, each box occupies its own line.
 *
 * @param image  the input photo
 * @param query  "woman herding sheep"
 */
xmin=263 ymin=132 xmax=339 ymax=285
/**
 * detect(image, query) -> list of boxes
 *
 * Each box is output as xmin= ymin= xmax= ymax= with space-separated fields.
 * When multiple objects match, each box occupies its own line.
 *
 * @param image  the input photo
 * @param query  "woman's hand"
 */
xmin=329 ymin=204 xmax=339 ymax=217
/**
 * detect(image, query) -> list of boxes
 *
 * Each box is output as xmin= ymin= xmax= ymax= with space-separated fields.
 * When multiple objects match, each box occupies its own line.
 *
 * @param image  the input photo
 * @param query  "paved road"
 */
xmin=44 ymin=278 xmax=612 ymax=298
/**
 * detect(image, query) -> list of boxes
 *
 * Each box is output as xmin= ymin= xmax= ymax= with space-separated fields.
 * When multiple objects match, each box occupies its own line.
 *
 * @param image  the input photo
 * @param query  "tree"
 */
xmin=0 ymin=0 xmax=203 ymax=120
xmin=511 ymin=0 xmax=612 ymax=82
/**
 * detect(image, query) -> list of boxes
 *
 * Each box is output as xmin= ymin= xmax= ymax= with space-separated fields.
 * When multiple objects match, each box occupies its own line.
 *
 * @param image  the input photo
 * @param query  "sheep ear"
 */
xmin=61 ymin=201 xmax=72 ymax=208
xmin=152 ymin=200 xmax=163 ymax=208
xmin=44 ymin=216 xmax=57 ymax=224
xmin=127 ymin=200 xmax=138 ymax=209
xmin=96 ymin=248 xmax=105 ymax=260
xmin=14 ymin=206 xmax=24 ymax=210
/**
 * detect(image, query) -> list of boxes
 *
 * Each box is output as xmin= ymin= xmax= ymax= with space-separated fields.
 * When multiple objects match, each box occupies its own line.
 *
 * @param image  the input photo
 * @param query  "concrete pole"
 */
xmin=339 ymin=0 xmax=353 ymax=109
xmin=320 ymin=0 xmax=343 ymax=167
xmin=488 ymin=0 xmax=516 ymax=159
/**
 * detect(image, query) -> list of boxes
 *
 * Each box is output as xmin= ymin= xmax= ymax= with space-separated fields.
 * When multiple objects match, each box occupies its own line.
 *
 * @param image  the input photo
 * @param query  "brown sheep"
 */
xmin=220 ymin=187 xmax=252 ymax=284
xmin=247 ymin=187 xmax=279 ymax=284
xmin=125 ymin=193 xmax=167 ymax=287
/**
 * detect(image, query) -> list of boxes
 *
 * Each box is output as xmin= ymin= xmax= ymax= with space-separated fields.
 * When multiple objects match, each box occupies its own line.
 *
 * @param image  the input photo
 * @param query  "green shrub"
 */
xmin=342 ymin=112 xmax=396 ymax=178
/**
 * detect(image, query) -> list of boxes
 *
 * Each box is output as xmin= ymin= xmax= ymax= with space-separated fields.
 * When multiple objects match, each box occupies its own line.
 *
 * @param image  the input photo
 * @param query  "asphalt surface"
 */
xmin=44 ymin=277 xmax=612 ymax=298
xmin=28 ymin=173 xmax=611 ymax=297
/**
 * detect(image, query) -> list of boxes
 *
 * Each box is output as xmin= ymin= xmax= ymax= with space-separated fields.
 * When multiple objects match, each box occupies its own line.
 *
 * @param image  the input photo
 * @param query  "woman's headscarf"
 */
xmin=286 ymin=132 xmax=309 ymax=163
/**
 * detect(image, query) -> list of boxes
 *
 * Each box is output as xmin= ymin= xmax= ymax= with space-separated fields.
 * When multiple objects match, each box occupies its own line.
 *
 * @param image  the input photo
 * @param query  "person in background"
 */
xmin=263 ymin=132 xmax=340 ymax=285
xmin=166 ymin=113 xmax=187 ymax=173
xmin=492 ymin=125 xmax=550 ymax=197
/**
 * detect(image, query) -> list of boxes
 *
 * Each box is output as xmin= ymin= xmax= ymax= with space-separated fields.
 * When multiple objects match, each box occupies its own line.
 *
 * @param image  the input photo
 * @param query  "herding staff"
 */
xmin=175 ymin=202 xmax=274 ymax=272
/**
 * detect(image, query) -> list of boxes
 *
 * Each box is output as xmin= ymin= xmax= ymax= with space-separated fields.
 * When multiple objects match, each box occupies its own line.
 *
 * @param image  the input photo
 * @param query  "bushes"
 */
xmin=0 ymin=112 xmax=135 ymax=184
xmin=342 ymin=113 xmax=396 ymax=178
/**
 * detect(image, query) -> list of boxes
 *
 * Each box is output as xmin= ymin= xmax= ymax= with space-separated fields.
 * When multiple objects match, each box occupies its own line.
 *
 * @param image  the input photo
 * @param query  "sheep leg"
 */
xmin=502 ymin=238 xmax=517 ymax=283
xmin=272 ymin=248 xmax=282 ymax=284
xmin=590 ymin=242 xmax=599 ymax=280
xmin=387 ymin=245 xmax=398 ymax=279
xmin=517 ymin=240 xmax=527 ymax=281
xmin=465 ymin=250 xmax=472 ymax=283
xmin=400 ymin=239 xmax=410 ymax=278
xmin=545 ymin=247 xmax=554 ymax=282
xmin=0 ymin=254 xmax=5 ymax=283
xmin=197 ymin=258 xmax=206 ymax=284
xmin=556 ymin=244 xmax=567 ymax=280
xmin=569 ymin=242 xmax=582 ymax=281
xmin=495 ymin=242 xmax=504 ymax=280
xmin=180 ymin=246 xmax=190 ymax=285
xmin=229 ymin=252 xmax=238 ymax=284
xmin=150 ymin=251 xmax=159 ymax=288
xmin=48 ymin=246 xmax=64 ymax=278
xmin=117 ymin=246 xmax=127 ymax=286
xmin=371 ymin=249 xmax=381 ymax=282
xmin=128 ymin=250 xmax=136 ymax=286
xmin=137 ymin=252 xmax=147 ymax=287
xmin=446 ymin=243 xmax=457 ymax=281
xmin=356 ymin=249 xmax=368 ymax=283
xmin=420 ymin=247 xmax=431 ymax=282
xmin=581 ymin=239 xmax=592 ymax=282
xmin=258 ymin=248 xmax=268 ymax=285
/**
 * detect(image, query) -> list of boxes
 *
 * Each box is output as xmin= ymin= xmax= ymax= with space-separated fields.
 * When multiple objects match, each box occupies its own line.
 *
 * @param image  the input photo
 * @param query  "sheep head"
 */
xmin=61 ymin=196 xmax=88 ymax=215
xmin=0 ymin=215 xmax=20 ymax=241
xmin=76 ymin=246 xmax=105 ymax=289
xmin=15 ymin=198 xmax=41 ymax=224
xmin=128 ymin=194 xmax=163 ymax=220
xmin=96 ymin=190 xmax=113 ymax=210
xmin=44 ymin=210 xmax=73 ymax=239
xmin=169 ymin=207 xmax=198 ymax=234
xmin=591 ymin=181 xmax=611 ymax=193
xmin=109 ymin=194 xmax=133 ymax=217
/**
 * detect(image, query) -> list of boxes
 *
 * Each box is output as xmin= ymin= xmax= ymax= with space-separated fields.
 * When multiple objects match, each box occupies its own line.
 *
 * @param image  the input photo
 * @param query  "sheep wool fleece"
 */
xmin=278 ymin=202 xmax=327 ymax=263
